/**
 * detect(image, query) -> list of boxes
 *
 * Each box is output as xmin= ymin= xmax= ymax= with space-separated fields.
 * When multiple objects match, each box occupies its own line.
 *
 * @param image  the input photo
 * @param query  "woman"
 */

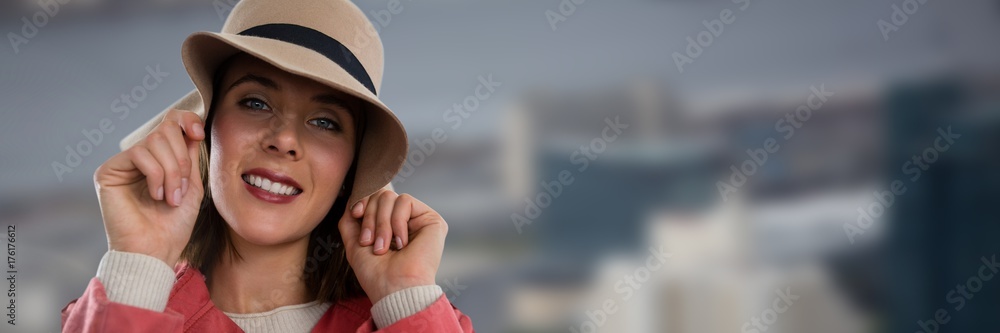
xmin=61 ymin=0 xmax=474 ymax=332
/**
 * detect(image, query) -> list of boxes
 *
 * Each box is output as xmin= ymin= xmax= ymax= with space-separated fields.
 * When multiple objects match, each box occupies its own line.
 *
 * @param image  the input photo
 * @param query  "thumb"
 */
xmin=181 ymin=131 xmax=204 ymax=203
xmin=187 ymin=139 xmax=201 ymax=180
xmin=179 ymin=113 xmax=204 ymax=196
xmin=338 ymin=206 xmax=361 ymax=251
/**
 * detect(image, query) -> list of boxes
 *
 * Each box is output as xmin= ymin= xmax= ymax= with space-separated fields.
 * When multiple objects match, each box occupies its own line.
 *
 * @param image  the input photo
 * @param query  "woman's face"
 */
xmin=209 ymin=54 xmax=358 ymax=246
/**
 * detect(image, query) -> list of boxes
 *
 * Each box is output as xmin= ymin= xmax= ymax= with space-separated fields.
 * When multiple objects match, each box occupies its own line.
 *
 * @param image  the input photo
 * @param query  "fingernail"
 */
xmin=361 ymin=229 xmax=372 ymax=243
xmin=156 ymin=186 xmax=164 ymax=200
xmin=394 ymin=237 xmax=402 ymax=249
xmin=374 ymin=237 xmax=384 ymax=252
xmin=193 ymin=123 xmax=204 ymax=138
xmin=181 ymin=178 xmax=189 ymax=196
xmin=173 ymin=188 xmax=181 ymax=206
xmin=352 ymin=202 xmax=363 ymax=216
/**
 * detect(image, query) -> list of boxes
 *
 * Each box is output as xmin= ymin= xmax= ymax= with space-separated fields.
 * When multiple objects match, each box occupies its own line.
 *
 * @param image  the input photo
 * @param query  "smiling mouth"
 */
xmin=241 ymin=174 xmax=303 ymax=196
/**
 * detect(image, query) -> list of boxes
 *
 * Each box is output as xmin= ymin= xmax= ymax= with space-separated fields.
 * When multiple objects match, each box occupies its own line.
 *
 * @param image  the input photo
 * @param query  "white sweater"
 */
xmin=96 ymin=251 xmax=443 ymax=332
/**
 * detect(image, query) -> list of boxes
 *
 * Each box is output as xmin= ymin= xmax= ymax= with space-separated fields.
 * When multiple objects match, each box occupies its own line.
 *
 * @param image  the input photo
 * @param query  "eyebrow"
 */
xmin=226 ymin=73 xmax=279 ymax=92
xmin=312 ymin=94 xmax=351 ymax=112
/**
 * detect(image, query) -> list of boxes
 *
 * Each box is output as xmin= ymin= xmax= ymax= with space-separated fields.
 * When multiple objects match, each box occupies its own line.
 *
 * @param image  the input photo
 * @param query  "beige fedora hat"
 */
xmin=120 ymin=0 xmax=406 ymax=207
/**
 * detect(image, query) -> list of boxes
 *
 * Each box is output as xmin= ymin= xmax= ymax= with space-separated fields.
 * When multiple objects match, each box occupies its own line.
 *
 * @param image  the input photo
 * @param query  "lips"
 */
xmin=241 ymin=168 xmax=303 ymax=196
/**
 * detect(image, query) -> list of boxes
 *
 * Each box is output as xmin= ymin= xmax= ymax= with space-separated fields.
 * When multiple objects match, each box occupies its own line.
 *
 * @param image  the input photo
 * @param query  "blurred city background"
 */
xmin=2 ymin=0 xmax=1000 ymax=332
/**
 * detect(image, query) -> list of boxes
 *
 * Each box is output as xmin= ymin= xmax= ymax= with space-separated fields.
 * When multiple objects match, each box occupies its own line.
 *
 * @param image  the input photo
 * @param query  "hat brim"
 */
xmin=120 ymin=32 xmax=407 ymax=207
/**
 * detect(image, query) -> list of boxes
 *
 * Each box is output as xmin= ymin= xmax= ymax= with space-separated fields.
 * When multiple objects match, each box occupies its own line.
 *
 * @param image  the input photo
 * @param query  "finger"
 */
xmin=390 ymin=193 xmax=414 ymax=249
xmin=373 ymin=190 xmax=398 ymax=255
xmin=127 ymin=147 xmax=165 ymax=200
xmin=352 ymin=189 xmax=382 ymax=246
xmin=145 ymin=133 xmax=183 ymax=207
xmin=337 ymin=204 xmax=364 ymax=261
xmin=403 ymin=195 xmax=446 ymax=235
xmin=169 ymin=110 xmax=205 ymax=197
xmin=168 ymin=109 xmax=206 ymax=141
xmin=158 ymin=120 xmax=192 ymax=189
xmin=183 ymin=133 xmax=203 ymax=201
xmin=351 ymin=196 xmax=367 ymax=219
xmin=353 ymin=185 xmax=395 ymax=219
xmin=359 ymin=191 xmax=379 ymax=246
xmin=391 ymin=195 xmax=448 ymax=271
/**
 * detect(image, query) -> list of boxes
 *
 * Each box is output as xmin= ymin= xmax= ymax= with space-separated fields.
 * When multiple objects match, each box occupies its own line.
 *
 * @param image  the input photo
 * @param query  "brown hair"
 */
xmin=179 ymin=54 xmax=366 ymax=303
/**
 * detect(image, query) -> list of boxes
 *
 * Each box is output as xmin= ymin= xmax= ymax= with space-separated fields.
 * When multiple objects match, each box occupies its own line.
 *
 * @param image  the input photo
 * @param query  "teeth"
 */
xmin=242 ymin=174 xmax=300 ymax=196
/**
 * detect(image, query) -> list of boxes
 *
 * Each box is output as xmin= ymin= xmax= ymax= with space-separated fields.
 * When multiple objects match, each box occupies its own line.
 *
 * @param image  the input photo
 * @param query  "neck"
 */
xmin=209 ymin=231 xmax=312 ymax=314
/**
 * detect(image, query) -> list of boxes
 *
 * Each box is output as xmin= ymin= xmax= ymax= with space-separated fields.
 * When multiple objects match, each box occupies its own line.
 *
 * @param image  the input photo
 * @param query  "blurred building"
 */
xmin=493 ymin=72 xmax=1000 ymax=332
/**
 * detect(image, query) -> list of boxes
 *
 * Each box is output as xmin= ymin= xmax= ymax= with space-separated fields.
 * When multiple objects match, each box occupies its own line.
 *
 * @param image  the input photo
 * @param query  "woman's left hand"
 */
xmin=338 ymin=189 xmax=448 ymax=304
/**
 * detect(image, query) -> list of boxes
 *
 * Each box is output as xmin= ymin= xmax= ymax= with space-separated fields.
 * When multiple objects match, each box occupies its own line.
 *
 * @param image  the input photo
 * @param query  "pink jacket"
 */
xmin=61 ymin=263 xmax=475 ymax=332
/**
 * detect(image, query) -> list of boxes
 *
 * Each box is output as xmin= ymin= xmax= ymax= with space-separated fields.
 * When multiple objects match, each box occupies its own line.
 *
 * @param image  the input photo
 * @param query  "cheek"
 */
xmin=207 ymin=113 xmax=255 ymax=195
xmin=309 ymin=142 xmax=354 ymax=200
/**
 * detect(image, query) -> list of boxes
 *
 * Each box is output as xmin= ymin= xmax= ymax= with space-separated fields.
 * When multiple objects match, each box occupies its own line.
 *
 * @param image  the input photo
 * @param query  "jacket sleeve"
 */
xmin=355 ymin=294 xmax=475 ymax=333
xmin=61 ymin=251 xmax=184 ymax=333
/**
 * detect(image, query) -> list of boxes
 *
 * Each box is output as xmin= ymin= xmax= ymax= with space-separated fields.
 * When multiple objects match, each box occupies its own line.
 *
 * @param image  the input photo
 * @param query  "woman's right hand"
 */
xmin=94 ymin=109 xmax=206 ymax=268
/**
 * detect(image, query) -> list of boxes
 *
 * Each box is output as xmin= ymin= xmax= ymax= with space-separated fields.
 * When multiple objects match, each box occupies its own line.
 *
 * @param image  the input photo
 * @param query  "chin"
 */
xmin=210 ymin=184 xmax=301 ymax=245
xmin=225 ymin=208 xmax=311 ymax=246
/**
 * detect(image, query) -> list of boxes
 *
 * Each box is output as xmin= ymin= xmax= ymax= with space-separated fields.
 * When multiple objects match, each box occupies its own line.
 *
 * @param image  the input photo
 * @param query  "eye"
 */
xmin=239 ymin=97 xmax=271 ymax=111
xmin=309 ymin=118 xmax=343 ymax=132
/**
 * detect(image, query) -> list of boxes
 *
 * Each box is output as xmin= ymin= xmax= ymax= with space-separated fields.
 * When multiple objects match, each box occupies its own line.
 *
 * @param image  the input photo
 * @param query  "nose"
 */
xmin=263 ymin=121 xmax=302 ymax=159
